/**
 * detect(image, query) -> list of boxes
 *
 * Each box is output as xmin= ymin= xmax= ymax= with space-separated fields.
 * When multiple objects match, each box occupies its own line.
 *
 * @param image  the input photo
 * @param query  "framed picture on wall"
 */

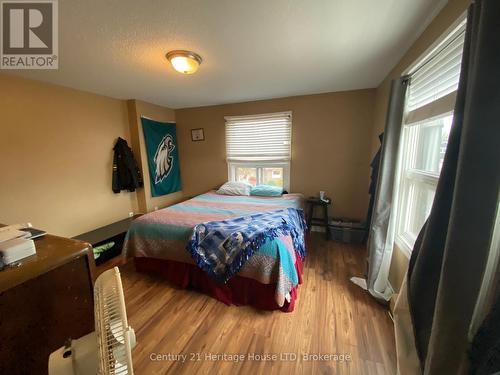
xmin=191 ymin=128 xmax=205 ymax=141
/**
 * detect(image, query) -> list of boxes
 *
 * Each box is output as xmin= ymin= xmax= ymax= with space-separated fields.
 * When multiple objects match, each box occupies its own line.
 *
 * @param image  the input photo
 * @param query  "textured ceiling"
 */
xmin=9 ymin=0 xmax=447 ymax=108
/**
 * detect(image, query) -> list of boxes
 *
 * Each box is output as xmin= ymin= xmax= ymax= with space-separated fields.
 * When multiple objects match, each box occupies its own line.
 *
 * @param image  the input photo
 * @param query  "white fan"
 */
xmin=49 ymin=267 xmax=136 ymax=375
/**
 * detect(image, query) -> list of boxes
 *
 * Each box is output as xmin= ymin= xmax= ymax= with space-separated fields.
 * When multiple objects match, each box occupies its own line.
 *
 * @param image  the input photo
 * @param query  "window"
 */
xmin=395 ymin=19 xmax=466 ymax=254
xmin=225 ymin=112 xmax=292 ymax=189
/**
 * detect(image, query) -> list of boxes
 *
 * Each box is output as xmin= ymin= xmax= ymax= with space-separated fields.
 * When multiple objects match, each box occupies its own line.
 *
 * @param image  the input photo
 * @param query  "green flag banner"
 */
xmin=141 ymin=117 xmax=182 ymax=197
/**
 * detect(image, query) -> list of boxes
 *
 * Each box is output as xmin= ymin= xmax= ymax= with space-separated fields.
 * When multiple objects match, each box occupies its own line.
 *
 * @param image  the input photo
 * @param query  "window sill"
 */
xmin=394 ymin=236 xmax=413 ymax=260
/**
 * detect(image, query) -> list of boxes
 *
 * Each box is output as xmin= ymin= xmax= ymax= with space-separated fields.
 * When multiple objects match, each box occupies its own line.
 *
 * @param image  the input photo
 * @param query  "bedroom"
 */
xmin=0 ymin=0 xmax=499 ymax=374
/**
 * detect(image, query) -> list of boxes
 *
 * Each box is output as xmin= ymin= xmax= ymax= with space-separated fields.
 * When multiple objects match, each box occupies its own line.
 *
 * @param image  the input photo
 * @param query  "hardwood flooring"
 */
xmin=120 ymin=233 xmax=396 ymax=374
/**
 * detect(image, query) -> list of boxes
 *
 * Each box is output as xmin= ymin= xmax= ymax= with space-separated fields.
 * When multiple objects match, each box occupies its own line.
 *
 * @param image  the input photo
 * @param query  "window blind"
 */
xmin=225 ymin=112 xmax=292 ymax=162
xmin=407 ymin=21 xmax=466 ymax=111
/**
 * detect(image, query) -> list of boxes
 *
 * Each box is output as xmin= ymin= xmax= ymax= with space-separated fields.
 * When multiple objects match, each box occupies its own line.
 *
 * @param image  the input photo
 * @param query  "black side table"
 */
xmin=306 ymin=197 xmax=331 ymax=240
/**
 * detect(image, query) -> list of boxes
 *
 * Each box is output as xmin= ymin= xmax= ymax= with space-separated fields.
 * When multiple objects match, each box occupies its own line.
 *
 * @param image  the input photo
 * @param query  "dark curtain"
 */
xmin=469 ymin=289 xmax=500 ymax=374
xmin=366 ymin=133 xmax=383 ymax=231
xmin=407 ymin=0 xmax=500 ymax=373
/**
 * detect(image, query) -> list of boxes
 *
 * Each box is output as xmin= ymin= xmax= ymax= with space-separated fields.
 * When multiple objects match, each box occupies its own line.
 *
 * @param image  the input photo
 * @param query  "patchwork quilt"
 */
xmin=123 ymin=191 xmax=305 ymax=306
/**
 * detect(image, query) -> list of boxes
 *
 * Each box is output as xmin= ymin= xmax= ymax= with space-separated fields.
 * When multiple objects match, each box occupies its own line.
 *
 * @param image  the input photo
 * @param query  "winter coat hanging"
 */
xmin=112 ymin=137 xmax=143 ymax=193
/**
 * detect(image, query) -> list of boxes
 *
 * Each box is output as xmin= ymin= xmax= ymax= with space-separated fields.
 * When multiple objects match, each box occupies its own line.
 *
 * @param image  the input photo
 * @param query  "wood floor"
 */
xmin=120 ymin=233 xmax=396 ymax=375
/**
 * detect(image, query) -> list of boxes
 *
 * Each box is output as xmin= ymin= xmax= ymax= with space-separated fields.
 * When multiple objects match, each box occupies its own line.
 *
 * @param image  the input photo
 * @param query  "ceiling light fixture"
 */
xmin=166 ymin=50 xmax=202 ymax=74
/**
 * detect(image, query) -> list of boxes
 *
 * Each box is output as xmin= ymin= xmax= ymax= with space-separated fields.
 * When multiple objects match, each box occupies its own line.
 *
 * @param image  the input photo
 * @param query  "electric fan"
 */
xmin=49 ymin=267 xmax=136 ymax=375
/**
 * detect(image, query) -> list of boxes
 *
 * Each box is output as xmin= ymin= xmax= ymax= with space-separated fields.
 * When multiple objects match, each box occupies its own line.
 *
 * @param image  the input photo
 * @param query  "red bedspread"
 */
xmin=134 ymin=254 xmax=304 ymax=312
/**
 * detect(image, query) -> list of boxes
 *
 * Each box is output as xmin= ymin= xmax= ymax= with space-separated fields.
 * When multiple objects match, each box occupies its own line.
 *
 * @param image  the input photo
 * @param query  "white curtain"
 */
xmin=370 ymin=201 xmax=399 ymax=300
xmin=367 ymin=77 xmax=409 ymax=301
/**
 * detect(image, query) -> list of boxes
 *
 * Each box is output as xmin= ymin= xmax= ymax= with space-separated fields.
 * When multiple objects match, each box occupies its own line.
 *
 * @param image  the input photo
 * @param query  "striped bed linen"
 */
xmin=123 ymin=191 xmax=305 ymax=306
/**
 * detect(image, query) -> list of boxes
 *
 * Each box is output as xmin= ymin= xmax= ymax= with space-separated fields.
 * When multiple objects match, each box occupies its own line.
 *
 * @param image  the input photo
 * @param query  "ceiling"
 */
xmin=9 ymin=0 xmax=447 ymax=109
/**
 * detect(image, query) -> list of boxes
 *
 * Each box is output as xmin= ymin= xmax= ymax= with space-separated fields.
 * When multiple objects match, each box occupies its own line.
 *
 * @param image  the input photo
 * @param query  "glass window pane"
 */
xmin=262 ymin=167 xmax=284 ymax=187
xmin=235 ymin=167 xmax=257 ymax=186
xmin=405 ymin=180 xmax=436 ymax=242
xmin=412 ymin=114 xmax=453 ymax=174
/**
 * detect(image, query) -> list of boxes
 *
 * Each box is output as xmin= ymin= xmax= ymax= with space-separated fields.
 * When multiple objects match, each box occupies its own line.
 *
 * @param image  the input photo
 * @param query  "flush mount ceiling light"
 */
xmin=166 ymin=50 xmax=202 ymax=74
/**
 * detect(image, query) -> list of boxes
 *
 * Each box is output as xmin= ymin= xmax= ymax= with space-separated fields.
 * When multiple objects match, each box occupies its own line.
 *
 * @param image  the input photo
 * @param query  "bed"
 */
xmin=122 ymin=191 xmax=306 ymax=312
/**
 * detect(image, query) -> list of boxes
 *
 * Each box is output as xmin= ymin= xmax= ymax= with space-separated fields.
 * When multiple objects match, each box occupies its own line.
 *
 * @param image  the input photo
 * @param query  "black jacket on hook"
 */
xmin=112 ymin=137 xmax=143 ymax=193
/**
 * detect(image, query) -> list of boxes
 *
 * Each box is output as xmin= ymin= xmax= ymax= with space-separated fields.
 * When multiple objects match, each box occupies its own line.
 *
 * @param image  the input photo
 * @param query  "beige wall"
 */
xmin=176 ymin=90 xmax=376 ymax=220
xmin=127 ymin=99 xmax=182 ymax=213
xmin=0 ymin=73 xmax=138 ymax=237
xmin=370 ymin=0 xmax=471 ymax=291
xmin=0 ymin=77 xmax=375 ymax=239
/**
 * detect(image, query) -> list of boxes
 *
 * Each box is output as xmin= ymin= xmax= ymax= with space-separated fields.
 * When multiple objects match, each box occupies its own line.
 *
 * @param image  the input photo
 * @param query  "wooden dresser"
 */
xmin=0 ymin=233 xmax=95 ymax=375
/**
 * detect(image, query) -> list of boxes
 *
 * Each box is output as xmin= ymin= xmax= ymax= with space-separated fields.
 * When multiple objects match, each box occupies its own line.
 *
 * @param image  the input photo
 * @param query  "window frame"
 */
xmin=228 ymin=161 xmax=290 ymax=190
xmin=395 ymin=123 xmax=442 ymax=253
xmin=394 ymin=14 xmax=466 ymax=258
xmin=225 ymin=111 xmax=292 ymax=190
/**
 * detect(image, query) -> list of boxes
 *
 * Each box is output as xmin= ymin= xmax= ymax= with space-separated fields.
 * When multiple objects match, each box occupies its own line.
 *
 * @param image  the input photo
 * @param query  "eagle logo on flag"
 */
xmin=153 ymin=134 xmax=175 ymax=184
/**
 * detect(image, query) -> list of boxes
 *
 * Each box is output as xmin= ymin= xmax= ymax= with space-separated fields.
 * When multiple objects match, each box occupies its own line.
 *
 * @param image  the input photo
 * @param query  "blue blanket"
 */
xmin=186 ymin=208 xmax=307 ymax=284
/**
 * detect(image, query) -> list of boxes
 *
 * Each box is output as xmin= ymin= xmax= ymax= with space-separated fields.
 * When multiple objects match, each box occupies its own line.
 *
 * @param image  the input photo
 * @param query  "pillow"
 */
xmin=250 ymin=184 xmax=283 ymax=197
xmin=216 ymin=181 xmax=252 ymax=196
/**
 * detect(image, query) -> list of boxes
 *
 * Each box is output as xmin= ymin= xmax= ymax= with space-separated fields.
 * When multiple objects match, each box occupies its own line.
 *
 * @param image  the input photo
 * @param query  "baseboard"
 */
xmin=310 ymin=225 xmax=326 ymax=233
